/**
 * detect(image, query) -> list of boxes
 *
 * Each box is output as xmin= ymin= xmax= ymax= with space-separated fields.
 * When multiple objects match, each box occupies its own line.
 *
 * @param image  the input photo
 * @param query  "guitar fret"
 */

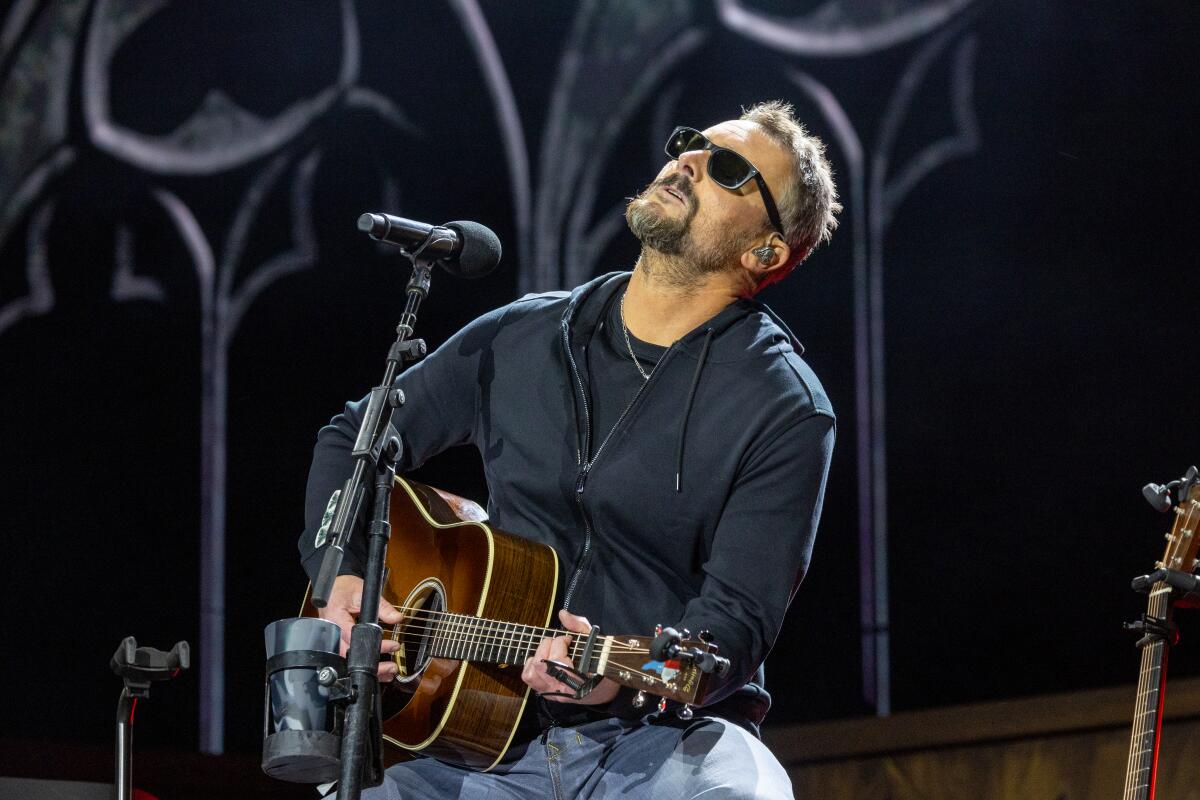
xmin=465 ymin=616 xmax=477 ymax=662
xmin=440 ymin=613 xmax=453 ymax=660
xmin=495 ymin=621 xmax=507 ymax=664
xmin=464 ymin=615 xmax=476 ymax=661
xmin=487 ymin=619 xmax=500 ymax=663
xmin=464 ymin=615 xmax=475 ymax=660
xmin=473 ymin=619 xmax=483 ymax=663
xmin=442 ymin=613 xmax=455 ymax=660
xmin=453 ymin=614 xmax=467 ymax=660
xmin=431 ymin=614 xmax=444 ymax=658
xmin=519 ymin=623 xmax=536 ymax=665
xmin=437 ymin=614 xmax=448 ymax=659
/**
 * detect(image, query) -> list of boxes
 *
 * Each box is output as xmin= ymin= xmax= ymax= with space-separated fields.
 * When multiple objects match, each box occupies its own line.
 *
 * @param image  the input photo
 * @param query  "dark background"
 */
xmin=1 ymin=0 xmax=1198 ymax=760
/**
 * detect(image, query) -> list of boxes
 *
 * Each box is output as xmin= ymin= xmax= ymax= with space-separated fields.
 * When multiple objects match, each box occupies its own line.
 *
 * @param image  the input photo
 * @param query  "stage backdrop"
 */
xmin=1 ymin=0 xmax=1198 ymax=757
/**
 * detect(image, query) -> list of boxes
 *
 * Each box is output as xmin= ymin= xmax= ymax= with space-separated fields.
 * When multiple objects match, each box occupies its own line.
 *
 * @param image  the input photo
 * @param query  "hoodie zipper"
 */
xmin=560 ymin=317 xmax=674 ymax=610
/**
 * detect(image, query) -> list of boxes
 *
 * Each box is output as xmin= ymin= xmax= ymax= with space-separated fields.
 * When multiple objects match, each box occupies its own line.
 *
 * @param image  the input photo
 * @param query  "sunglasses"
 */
xmin=664 ymin=126 xmax=784 ymax=236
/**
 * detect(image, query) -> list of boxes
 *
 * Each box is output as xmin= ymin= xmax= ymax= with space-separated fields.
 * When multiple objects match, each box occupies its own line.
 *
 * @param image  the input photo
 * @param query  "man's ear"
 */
xmin=740 ymin=235 xmax=792 ymax=277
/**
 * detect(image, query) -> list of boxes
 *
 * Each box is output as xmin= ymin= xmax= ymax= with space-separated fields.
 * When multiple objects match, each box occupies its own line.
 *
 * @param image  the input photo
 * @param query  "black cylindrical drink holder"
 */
xmin=262 ymin=617 xmax=346 ymax=783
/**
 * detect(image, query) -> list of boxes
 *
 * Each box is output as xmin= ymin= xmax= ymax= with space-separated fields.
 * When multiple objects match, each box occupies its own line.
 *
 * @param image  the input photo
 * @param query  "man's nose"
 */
xmin=674 ymin=147 xmax=708 ymax=181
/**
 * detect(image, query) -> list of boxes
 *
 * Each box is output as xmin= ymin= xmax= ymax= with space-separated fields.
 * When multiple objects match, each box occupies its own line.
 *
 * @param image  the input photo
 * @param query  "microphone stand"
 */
xmin=310 ymin=234 xmax=447 ymax=799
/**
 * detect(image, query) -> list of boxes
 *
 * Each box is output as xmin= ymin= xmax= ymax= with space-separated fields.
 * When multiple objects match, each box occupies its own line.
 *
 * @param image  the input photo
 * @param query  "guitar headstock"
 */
xmin=599 ymin=633 xmax=715 ymax=705
xmin=1155 ymin=475 xmax=1200 ymax=574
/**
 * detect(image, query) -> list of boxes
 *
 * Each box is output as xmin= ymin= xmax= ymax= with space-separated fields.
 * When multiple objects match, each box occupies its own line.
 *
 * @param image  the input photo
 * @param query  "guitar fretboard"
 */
xmin=404 ymin=612 xmax=604 ymax=674
xmin=1122 ymin=585 xmax=1170 ymax=800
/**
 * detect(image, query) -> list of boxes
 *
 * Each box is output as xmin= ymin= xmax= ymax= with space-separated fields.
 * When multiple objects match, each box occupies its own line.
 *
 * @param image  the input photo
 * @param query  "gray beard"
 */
xmin=625 ymin=188 xmax=696 ymax=255
xmin=625 ymin=189 xmax=742 ymax=288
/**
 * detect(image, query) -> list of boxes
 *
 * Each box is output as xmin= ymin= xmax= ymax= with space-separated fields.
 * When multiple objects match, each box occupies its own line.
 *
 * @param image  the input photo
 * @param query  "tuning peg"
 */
xmin=657 ymin=697 xmax=668 ymax=714
xmin=677 ymin=704 xmax=693 ymax=720
xmin=697 ymin=630 xmax=714 ymax=644
xmin=680 ymin=628 xmax=691 ymax=641
xmin=632 ymin=691 xmax=646 ymax=709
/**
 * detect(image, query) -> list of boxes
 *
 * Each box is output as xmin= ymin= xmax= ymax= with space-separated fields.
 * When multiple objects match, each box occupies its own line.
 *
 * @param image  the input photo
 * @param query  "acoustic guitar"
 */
xmin=1122 ymin=471 xmax=1200 ymax=800
xmin=301 ymin=477 xmax=720 ymax=771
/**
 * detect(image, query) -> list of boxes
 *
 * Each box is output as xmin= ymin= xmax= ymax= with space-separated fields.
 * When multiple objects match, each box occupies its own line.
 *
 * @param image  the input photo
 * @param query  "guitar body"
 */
xmin=302 ymin=477 xmax=559 ymax=771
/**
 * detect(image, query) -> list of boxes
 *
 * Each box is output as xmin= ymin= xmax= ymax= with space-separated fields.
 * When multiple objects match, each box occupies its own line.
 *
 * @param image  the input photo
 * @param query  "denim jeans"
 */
xmin=359 ymin=715 xmax=794 ymax=799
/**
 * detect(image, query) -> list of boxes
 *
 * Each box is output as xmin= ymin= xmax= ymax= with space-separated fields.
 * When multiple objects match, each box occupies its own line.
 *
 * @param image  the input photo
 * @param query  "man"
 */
xmin=299 ymin=100 xmax=840 ymax=798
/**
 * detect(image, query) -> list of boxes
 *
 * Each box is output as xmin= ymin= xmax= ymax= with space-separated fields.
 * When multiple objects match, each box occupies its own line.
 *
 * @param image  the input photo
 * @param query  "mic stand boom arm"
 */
xmin=310 ymin=236 xmax=445 ymax=798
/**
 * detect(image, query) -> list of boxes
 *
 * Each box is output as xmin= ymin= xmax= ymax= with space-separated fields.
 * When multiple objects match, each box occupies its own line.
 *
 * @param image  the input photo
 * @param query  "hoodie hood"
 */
xmin=560 ymin=271 xmax=806 ymax=359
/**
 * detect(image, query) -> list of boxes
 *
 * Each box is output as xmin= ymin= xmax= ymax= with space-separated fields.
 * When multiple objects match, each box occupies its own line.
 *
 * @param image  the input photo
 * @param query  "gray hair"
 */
xmin=740 ymin=101 xmax=841 ymax=282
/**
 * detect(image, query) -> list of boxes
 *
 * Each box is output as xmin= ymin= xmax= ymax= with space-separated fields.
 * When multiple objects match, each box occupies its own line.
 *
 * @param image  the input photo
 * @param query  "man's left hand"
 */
xmin=521 ymin=609 xmax=619 ymax=705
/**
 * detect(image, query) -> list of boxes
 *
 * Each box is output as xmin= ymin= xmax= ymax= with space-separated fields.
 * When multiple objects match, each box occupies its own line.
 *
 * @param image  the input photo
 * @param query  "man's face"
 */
xmin=625 ymin=120 xmax=791 ymax=277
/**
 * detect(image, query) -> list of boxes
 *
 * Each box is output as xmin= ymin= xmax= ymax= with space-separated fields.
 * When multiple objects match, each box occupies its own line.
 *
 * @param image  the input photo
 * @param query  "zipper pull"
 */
xmin=575 ymin=470 xmax=588 ymax=497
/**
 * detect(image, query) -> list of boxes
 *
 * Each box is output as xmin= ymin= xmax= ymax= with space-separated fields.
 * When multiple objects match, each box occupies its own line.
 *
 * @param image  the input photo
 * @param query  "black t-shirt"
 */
xmin=584 ymin=290 xmax=668 ymax=458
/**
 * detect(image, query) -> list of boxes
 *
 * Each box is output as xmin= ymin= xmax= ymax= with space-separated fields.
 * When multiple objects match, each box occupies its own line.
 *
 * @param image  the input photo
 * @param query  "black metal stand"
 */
xmin=110 ymin=637 xmax=189 ymax=800
xmin=310 ymin=234 xmax=448 ymax=799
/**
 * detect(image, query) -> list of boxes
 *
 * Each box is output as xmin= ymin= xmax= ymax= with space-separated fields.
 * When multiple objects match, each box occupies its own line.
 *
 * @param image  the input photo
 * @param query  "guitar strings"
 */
xmin=381 ymin=624 xmax=653 ymax=657
xmin=385 ymin=602 xmax=633 ymax=642
xmin=371 ymin=613 xmax=676 ymax=685
xmin=376 ymin=614 xmax=654 ymax=656
xmin=378 ymin=605 xmax=657 ymax=654
xmin=381 ymin=623 xmax=667 ymax=690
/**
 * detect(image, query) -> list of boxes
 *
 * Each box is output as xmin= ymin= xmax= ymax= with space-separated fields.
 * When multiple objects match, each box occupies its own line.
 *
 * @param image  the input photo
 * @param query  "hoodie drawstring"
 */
xmin=675 ymin=328 xmax=713 ymax=492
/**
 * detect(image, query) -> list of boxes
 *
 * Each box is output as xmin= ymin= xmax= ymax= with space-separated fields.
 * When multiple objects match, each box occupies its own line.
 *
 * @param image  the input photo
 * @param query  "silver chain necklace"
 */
xmin=619 ymin=292 xmax=654 ymax=382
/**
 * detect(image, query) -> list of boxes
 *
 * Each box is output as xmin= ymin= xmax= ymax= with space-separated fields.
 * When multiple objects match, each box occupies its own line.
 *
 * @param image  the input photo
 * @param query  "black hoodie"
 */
xmin=299 ymin=271 xmax=835 ymax=732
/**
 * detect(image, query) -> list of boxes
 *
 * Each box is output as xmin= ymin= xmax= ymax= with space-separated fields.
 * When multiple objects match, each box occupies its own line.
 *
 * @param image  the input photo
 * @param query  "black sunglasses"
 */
xmin=664 ymin=126 xmax=784 ymax=236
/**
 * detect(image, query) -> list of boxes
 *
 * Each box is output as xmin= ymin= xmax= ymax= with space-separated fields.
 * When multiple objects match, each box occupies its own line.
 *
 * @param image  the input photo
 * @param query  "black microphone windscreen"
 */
xmin=443 ymin=220 xmax=501 ymax=278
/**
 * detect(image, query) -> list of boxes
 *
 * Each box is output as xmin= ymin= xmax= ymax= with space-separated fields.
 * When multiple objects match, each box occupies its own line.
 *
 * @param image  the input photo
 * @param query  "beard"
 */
xmin=625 ymin=173 xmax=698 ymax=255
xmin=625 ymin=174 xmax=744 ymax=286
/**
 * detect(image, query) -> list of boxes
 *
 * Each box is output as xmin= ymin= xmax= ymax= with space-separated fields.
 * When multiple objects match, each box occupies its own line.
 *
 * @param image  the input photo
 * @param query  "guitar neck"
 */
xmin=401 ymin=610 xmax=707 ymax=705
xmin=422 ymin=612 xmax=611 ymax=674
xmin=1123 ymin=585 xmax=1171 ymax=800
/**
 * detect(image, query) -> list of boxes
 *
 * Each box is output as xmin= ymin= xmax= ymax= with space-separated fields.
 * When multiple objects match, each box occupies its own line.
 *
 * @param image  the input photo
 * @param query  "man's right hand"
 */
xmin=319 ymin=574 xmax=403 ymax=682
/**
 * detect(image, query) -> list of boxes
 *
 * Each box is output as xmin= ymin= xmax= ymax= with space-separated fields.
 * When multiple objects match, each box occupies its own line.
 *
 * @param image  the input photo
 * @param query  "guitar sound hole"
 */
xmin=397 ymin=583 xmax=444 ymax=682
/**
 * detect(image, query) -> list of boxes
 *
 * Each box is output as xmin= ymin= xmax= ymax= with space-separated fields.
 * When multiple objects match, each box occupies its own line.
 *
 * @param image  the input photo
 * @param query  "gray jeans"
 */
xmin=360 ymin=716 xmax=794 ymax=799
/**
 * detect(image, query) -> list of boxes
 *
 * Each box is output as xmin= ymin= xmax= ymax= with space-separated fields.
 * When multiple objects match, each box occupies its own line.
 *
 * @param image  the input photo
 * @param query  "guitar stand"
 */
xmin=1124 ymin=613 xmax=1179 ymax=649
xmin=1127 ymin=567 xmax=1200 ymax=648
xmin=111 ymin=637 xmax=189 ymax=800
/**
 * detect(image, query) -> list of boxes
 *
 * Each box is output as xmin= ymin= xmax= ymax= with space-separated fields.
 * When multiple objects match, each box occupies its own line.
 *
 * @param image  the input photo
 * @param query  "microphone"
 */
xmin=357 ymin=213 xmax=501 ymax=278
